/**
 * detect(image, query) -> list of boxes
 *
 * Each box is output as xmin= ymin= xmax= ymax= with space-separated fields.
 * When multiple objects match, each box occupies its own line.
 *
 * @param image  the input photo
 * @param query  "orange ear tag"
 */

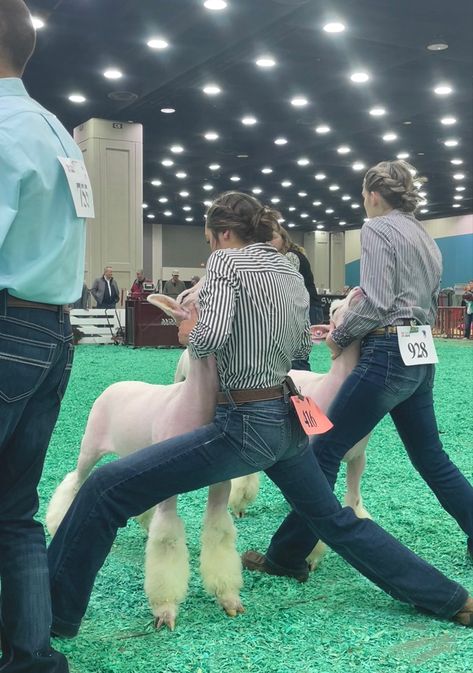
xmin=290 ymin=396 xmax=334 ymax=435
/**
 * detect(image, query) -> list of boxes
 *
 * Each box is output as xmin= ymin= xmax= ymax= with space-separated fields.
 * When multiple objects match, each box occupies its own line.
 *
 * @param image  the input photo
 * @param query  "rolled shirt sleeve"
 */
xmin=331 ymin=220 xmax=396 ymax=349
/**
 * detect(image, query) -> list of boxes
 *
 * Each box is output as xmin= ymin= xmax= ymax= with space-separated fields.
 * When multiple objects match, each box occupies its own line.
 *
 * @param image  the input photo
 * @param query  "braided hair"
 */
xmin=206 ymin=191 xmax=281 ymax=244
xmin=363 ymin=160 xmax=427 ymax=213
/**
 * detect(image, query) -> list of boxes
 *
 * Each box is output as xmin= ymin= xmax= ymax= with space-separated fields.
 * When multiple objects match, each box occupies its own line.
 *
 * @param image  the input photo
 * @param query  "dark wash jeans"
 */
xmin=267 ymin=332 xmax=473 ymax=577
xmin=0 ymin=291 xmax=73 ymax=673
xmin=48 ymin=395 xmax=467 ymax=639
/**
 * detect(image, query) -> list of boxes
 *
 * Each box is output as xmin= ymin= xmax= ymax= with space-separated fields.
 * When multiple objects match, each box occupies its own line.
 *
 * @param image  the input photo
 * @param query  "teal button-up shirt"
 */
xmin=0 ymin=78 xmax=86 ymax=304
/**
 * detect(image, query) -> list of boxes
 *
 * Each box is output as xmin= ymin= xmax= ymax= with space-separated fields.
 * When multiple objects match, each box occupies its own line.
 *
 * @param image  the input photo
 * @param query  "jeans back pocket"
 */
xmin=241 ymin=415 xmax=286 ymax=469
xmin=0 ymin=333 xmax=55 ymax=403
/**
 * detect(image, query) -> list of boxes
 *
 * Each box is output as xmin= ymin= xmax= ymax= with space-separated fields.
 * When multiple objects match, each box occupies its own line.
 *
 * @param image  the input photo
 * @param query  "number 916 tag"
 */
xmin=397 ymin=325 xmax=438 ymax=366
xmin=290 ymin=396 xmax=334 ymax=436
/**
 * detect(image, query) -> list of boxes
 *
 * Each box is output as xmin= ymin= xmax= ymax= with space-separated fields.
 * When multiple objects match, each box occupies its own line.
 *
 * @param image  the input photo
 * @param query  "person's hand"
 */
xmin=326 ymin=332 xmax=342 ymax=360
xmin=310 ymin=324 xmax=330 ymax=343
xmin=178 ymin=306 xmax=199 ymax=345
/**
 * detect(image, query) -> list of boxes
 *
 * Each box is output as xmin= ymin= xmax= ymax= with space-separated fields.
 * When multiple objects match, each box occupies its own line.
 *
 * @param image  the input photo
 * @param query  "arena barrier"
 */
xmin=71 ymin=308 xmax=126 ymax=344
xmin=433 ymin=307 xmax=466 ymax=339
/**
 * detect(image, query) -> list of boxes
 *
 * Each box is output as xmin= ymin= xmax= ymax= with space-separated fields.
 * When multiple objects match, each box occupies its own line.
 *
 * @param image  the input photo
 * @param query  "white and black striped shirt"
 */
xmin=188 ymin=243 xmax=311 ymax=389
xmin=332 ymin=209 xmax=442 ymax=348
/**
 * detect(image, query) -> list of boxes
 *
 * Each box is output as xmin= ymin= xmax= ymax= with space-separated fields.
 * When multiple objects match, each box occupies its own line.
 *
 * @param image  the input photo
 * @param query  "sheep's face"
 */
xmin=329 ymin=287 xmax=364 ymax=329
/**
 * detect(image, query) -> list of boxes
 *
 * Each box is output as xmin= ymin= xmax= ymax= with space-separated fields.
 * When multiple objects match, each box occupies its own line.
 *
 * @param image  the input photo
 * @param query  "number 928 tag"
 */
xmin=397 ymin=325 xmax=438 ymax=366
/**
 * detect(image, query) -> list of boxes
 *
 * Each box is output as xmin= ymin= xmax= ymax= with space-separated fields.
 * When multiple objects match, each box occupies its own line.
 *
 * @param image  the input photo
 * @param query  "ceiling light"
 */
xmin=350 ymin=72 xmax=370 ymax=83
xmin=341 ymin=195 xmax=351 ymax=201
xmin=147 ymin=213 xmax=155 ymax=219
xmin=288 ymin=223 xmax=296 ymax=228
xmin=397 ymin=152 xmax=410 ymax=159
xmin=311 ymin=219 xmax=317 ymax=223
xmin=456 ymin=186 xmax=466 ymax=191
xmin=179 ymin=191 xmax=190 ymax=197
xmin=161 ymin=158 xmax=174 ymax=166
xmin=315 ymin=124 xmax=331 ymax=134
xmin=230 ymin=175 xmax=241 ymax=182
xmin=161 ymin=108 xmax=175 ymax=114
xmin=427 ymin=41 xmax=448 ymax=51
xmin=297 ymin=158 xmax=310 ymax=166
xmin=454 ymin=195 xmax=464 ymax=200
xmin=453 ymin=173 xmax=465 ymax=180
xmin=288 ymin=206 xmax=296 ymax=211
xmin=274 ymin=137 xmax=288 ymax=145
xmin=203 ymin=84 xmax=221 ymax=95
xmin=420 ymin=208 xmax=429 ymax=214
xmin=158 ymin=197 xmax=168 ymax=203
xmin=147 ymin=38 xmax=169 ymax=49
xmin=291 ymin=96 xmax=309 ymax=107
xmin=300 ymin=213 xmax=309 ymax=218
xmin=261 ymin=167 xmax=273 ymax=174
xmin=204 ymin=0 xmax=227 ymax=9
xmin=142 ymin=203 xmax=148 ymax=209
xmin=31 ymin=16 xmax=45 ymax=29
xmin=441 ymin=116 xmax=457 ymax=125
xmin=339 ymin=221 xmax=346 ymax=225
xmin=209 ymin=163 xmax=221 ymax=171
xmin=323 ymin=22 xmax=345 ymax=33
xmin=185 ymin=217 xmax=194 ymax=222
xmin=203 ymin=200 xmax=213 ymax=207
xmin=351 ymin=203 xmax=360 ymax=209
xmin=325 ymin=208 xmax=334 ymax=214
xmin=444 ymin=138 xmax=459 ymax=147
xmin=176 ymin=171 xmax=187 ymax=179
xmin=329 ymin=184 xmax=340 ymax=191
xmin=451 ymin=158 xmax=463 ymax=165
xmin=337 ymin=145 xmax=351 ymax=154
xmin=203 ymin=184 xmax=214 ymax=190
xmin=352 ymin=162 xmax=365 ymax=171
xmin=151 ymin=180 xmax=162 ymax=187
xmin=434 ymin=84 xmax=453 ymax=95
xmin=271 ymin=197 xmax=280 ymax=204
xmin=256 ymin=56 xmax=276 ymax=68
xmin=163 ymin=210 xmax=173 ymax=217
xmin=103 ymin=69 xmax=123 ymax=80
xmin=183 ymin=206 xmax=192 ymax=211
xmin=313 ymin=200 xmax=322 ymax=206
xmin=170 ymin=145 xmax=184 ymax=153
xmin=204 ymin=131 xmax=219 ymax=141
xmin=298 ymin=192 xmax=307 ymax=197
xmin=281 ymin=180 xmax=292 ymax=188
xmin=315 ymin=173 xmax=326 ymax=180
xmin=452 ymin=203 xmax=461 ymax=208
xmin=369 ymin=106 xmax=386 ymax=116
xmin=241 ymin=116 xmax=257 ymax=125
xmin=382 ymin=132 xmax=398 ymax=142
xmin=68 ymin=94 xmax=86 ymax=103
xmin=252 ymin=188 xmax=262 ymax=195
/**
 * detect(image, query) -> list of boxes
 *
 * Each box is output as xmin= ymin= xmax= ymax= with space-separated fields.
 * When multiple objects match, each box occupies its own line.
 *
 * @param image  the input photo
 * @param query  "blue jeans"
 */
xmin=266 ymin=332 xmax=473 ymax=576
xmin=0 ymin=292 xmax=73 ymax=673
xmin=464 ymin=312 xmax=472 ymax=338
xmin=48 ymin=394 xmax=467 ymax=638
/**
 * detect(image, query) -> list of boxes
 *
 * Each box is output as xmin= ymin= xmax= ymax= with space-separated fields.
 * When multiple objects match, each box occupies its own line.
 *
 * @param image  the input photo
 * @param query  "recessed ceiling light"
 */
xmin=147 ymin=213 xmax=155 ymax=219
xmin=323 ymin=22 xmax=345 ymax=33
xmin=339 ymin=221 xmax=346 ymax=225
xmin=456 ymin=186 xmax=466 ymax=191
xmin=204 ymin=0 xmax=227 ymax=9
xmin=329 ymin=184 xmax=340 ymax=191
xmin=454 ymin=195 xmax=464 ymax=200
xmin=252 ymin=188 xmax=262 ymax=194
xmin=341 ymin=195 xmax=351 ymax=201
xmin=209 ymin=164 xmax=221 ymax=171
xmin=203 ymin=200 xmax=213 ymax=207
xmin=271 ymin=197 xmax=281 ymax=204
xmin=420 ymin=208 xmax=429 ymax=213
xmin=261 ymin=167 xmax=273 ymax=174
xmin=434 ymin=84 xmax=453 ymax=95
xmin=176 ymin=172 xmax=187 ymax=179
xmin=453 ymin=173 xmax=465 ymax=180
xmin=288 ymin=206 xmax=296 ymax=211
xmin=186 ymin=217 xmax=195 ymax=222
xmin=452 ymin=203 xmax=461 ymax=208
xmin=451 ymin=158 xmax=463 ymax=165
xmin=337 ymin=145 xmax=351 ymax=154
xmin=351 ymin=203 xmax=360 ymax=208
xmin=68 ymin=94 xmax=86 ymax=103
xmin=230 ymin=175 xmax=241 ymax=182
xmin=298 ymin=192 xmax=307 ymax=197
xmin=291 ymin=96 xmax=309 ymax=107
xmin=103 ymin=69 xmax=123 ymax=80
xmin=350 ymin=72 xmax=370 ymax=83
xmin=313 ymin=200 xmax=322 ymax=206
xmin=397 ymin=152 xmax=410 ymax=159
xmin=142 ymin=203 xmax=148 ymax=209
xmin=147 ymin=38 xmax=169 ymax=49
xmin=441 ymin=116 xmax=457 ymax=125
xmin=274 ymin=137 xmax=288 ymax=145
xmin=163 ymin=210 xmax=173 ymax=217
xmin=315 ymin=124 xmax=331 ymax=134
xmin=382 ymin=132 xmax=398 ymax=142
xmin=317 ymin=225 xmax=325 ymax=229
xmin=204 ymin=131 xmax=219 ymax=141
xmin=300 ymin=213 xmax=309 ymax=218
xmin=158 ymin=197 xmax=168 ymax=203
xmin=161 ymin=108 xmax=175 ymax=114
xmin=161 ymin=158 xmax=174 ymax=167
xmin=281 ymin=180 xmax=292 ymax=187
xmin=444 ymin=139 xmax=459 ymax=147
xmin=170 ymin=145 xmax=184 ymax=154
xmin=315 ymin=173 xmax=326 ymax=180
xmin=202 ymin=84 xmax=221 ymax=95
xmin=183 ymin=206 xmax=192 ymax=211
xmin=369 ymin=106 xmax=386 ymax=116
xmin=352 ymin=162 xmax=365 ymax=171
xmin=241 ymin=116 xmax=258 ymax=125
xmin=311 ymin=219 xmax=317 ymax=223
xmin=297 ymin=157 xmax=310 ymax=166
xmin=426 ymin=41 xmax=448 ymax=51
xmin=256 ymin=56 xmax=276 ymax=68
xmin=325 ymin=208 xmax=334 ymax=214
xmin=179 ymin=191 xmax=190 ymax=197
xmin=151 ymin=180 xmax=162 ymax=187
xmin=31 ymin=16 xmax=45 ymax=29
xmin=203 ymin=184 xmax=214 ymax=191
xmin=288 ymin=223 xmax=296 ymax=228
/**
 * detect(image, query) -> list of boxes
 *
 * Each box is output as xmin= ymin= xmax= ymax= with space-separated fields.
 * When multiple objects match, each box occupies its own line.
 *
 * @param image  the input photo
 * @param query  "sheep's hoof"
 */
xmin=220 ymin=597 xmax=245 ymax=618
xmin=153 ymin=607 xmax=177 ymax=631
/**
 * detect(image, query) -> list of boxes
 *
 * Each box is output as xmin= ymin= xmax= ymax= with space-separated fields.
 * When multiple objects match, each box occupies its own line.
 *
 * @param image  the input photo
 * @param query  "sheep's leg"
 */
xmin=200 ymin=481 xmax=244 ymax=617
xmin=144 ymin=496 xmax=189 ymax=630
xmin=229 ymin=473 xmax=260 ymax=518
xmin=343 ymin=436 xmax=371 ymax=520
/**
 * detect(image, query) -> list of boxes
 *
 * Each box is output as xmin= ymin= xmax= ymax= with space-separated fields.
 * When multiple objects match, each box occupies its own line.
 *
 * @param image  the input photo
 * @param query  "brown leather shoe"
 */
xmin=453 ymin=597 xmax=473 ymax=627
xmin=241 ymin=550 xmax=309 ymax=583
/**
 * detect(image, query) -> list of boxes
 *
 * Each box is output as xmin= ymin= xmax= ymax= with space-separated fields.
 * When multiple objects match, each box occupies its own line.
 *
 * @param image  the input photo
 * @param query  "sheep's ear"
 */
xmin=147 ymin=294 xmax=191 ymax=322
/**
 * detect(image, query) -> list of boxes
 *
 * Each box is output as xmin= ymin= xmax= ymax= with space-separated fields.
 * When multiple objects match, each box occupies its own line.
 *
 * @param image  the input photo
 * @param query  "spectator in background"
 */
xmin=91 ymin=266 xmax=119 ymax=309
xmin=190 ymin=275 xmax=200 ymax=287
xmin=463 ymin=281 xmax=473 ymax=340
xmin=163 ymin=270 xmax=186 ymax=299
xmin=130 ymin=269 xmax=149 ymax=298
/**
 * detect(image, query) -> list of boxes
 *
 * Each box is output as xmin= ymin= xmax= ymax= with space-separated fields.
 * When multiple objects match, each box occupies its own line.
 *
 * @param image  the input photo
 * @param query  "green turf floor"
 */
xmin=40 ymin=340 xmax=473 ymax=673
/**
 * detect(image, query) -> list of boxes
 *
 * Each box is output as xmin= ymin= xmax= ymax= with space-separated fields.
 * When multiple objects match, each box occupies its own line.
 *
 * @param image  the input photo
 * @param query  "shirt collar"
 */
xmin=0 ymin=78 xmax=29 ymax=98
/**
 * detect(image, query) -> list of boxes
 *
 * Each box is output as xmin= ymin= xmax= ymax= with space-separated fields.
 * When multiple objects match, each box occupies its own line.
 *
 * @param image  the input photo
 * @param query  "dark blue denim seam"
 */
xmin=0 ymin=315 xmax=70 ymax=341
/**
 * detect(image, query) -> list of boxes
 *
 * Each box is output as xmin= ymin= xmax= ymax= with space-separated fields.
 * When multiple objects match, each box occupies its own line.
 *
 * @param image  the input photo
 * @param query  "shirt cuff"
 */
xmin=331 ymin=326 xmax=355 ymax=349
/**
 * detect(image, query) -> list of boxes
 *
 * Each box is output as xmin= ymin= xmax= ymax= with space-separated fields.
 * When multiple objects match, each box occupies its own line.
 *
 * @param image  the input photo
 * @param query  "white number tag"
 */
xmin=397 ymin=325 xmax=438 ymax=366
xmin=58 ymin=157 xmax=95 ymax=218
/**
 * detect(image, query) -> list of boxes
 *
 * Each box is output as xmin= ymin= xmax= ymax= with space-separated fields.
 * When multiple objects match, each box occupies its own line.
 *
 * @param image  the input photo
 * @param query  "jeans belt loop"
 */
xmin=222 ymin=388 xmax=237 ymax=410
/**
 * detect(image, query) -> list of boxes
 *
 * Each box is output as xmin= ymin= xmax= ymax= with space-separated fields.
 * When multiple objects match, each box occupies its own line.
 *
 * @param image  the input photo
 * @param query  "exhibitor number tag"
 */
xmin=397 ymin=325 xmax=438 ymax=366
xmin=58 ymin=156 xmax=95 ymax=218
xmin=290 ymin=396 xmax=333 ymax=436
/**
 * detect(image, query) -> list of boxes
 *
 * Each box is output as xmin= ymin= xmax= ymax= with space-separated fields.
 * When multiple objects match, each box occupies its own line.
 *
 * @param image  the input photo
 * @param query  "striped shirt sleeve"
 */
xmin=187 ymin=250 xmax=238 ymax=359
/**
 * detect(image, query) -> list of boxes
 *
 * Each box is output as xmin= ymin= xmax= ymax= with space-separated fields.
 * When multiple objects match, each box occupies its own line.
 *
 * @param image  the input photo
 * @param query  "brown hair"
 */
xmin=0 ymin=0 xmax=36 ymax=74
xmin=206 ymin=191 xmax=281 ymax=244
xmin=363 ymin=160 xmax=427 ymax=213
xmin=272 ymin=222 xmax=306 ymax=255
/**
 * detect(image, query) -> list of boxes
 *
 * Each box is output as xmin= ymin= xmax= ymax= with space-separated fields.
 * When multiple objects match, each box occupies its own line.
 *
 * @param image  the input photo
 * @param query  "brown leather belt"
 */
xmin=370 ymin=321 xmax=417 ymax=335
xmin=217 ymin=386 xmax=284 ymax=405
xmin=7 ymin=295 xmax=70 ymax=313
